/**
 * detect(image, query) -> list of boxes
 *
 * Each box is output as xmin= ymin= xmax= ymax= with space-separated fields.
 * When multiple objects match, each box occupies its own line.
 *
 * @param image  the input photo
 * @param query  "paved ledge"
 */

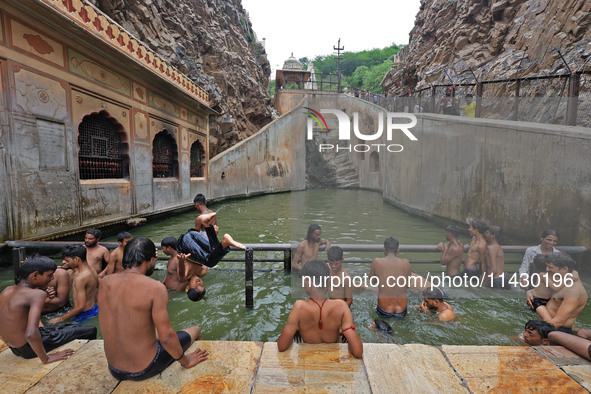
xmin=1 ymin=339 xmax=590 ymax=393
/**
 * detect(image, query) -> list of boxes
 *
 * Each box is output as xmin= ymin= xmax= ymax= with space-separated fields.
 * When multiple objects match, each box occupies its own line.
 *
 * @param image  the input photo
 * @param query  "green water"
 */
xmin=1 ymin=189 xmax=590 ymax=345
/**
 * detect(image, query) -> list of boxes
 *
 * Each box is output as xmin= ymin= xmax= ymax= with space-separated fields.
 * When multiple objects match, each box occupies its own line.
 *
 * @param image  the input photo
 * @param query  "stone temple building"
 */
xmin=275 ymin=53 xmax=311 ymax=91
xmin=0 ymin=0 xmax=215 ymax=242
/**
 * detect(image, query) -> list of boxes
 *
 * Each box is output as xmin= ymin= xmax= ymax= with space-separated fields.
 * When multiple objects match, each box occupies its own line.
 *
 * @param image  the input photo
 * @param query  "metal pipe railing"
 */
xmin=6 ymin=241 xmax=587 ymax=307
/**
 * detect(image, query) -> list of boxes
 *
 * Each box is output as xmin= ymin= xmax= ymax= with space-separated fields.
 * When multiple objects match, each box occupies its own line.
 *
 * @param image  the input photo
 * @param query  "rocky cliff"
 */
xmin=90 ymin=0 xmax=273 ymax=157
xmin=382 ymin=0 xmax=591 ymax=94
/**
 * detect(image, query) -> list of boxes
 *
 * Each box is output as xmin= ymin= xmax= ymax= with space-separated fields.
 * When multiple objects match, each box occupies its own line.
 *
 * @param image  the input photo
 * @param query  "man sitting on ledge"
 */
xmin=99 ymin=237 xmax=209 ymax=381
xmin=277 ymin=260 xmax=363 ymax=358
xmin=0 ymin=255 xmax=97 ymax=362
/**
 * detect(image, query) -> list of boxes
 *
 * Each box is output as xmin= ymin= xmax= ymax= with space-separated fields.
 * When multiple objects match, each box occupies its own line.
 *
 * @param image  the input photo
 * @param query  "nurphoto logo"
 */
xmin=304 ymin=107 xmax=418 ymax=153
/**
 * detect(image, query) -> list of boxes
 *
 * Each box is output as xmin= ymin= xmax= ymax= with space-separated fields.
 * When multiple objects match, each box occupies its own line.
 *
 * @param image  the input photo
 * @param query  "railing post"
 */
xmin=430 ymin=86 xmax=436 ymax=114
xmin=12 ymin=247 xmax=26 ymax=284
xmin=513 ymin=79 xmax=521 ymax=121
xmin=475 ymin=82 xmax=484 ymax=118
xmin=284 ymin=249 xmax=291 ymax=272
xmin=245 ymin=248 xmax=254 ymax=308
xmin=567 ymin=73 xmax=580 ymax=126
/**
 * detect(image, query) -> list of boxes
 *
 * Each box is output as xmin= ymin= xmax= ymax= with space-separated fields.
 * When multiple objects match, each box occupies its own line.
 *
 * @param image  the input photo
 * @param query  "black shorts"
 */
xmin=108 ymin=331 xmax=192 ymax=381
xmin=529 ymin=297 xmax=550 ymax=311
xmin=10 ymin=324 xmax=97 ymax=359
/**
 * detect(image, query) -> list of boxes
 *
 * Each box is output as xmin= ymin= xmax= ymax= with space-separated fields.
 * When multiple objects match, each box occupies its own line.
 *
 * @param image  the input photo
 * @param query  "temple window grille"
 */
xmin=190 ymin=140 xmax=205 ymax=177
xmin=78 ymin=112 xmax=128 ymax=180
xmin=153 ymin=130 xmax=178 ymax=178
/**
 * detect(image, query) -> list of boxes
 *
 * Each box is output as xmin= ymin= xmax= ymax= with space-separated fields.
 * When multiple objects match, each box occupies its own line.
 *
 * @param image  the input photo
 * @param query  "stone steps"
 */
xmin=1 ymin=339 xmax=590 ymax=392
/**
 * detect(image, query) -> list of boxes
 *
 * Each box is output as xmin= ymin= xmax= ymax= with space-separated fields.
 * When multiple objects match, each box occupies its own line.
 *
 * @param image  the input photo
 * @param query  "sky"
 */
xmin=240 ymin=0 xmax=422 ymax=75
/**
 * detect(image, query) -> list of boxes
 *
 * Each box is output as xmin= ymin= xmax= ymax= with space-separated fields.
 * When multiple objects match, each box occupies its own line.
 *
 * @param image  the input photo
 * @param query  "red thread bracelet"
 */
xmin=341 ymin=325 xmax=356 ymax=333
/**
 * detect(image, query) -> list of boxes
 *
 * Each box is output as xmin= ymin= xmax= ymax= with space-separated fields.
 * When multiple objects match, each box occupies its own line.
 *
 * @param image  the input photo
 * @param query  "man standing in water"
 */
xmin=103 ymin=232 xmax=132 ymax=276
xmin=483 ymin=226 xmax=507 ymax=288
xmin=464 ymin=220 xmax=487 ymax=277
xmin=292 ymin=224 xmax=331 ymax=271
xmin=437 ymin=225 xmax=464 ymax=277
xmin=84 ymin=229 xmax=110 ymax=277
xmin=99 ymin=237 xmax=209 ymax=381
xmin=49 ymin=245 xmax=99 ymax=324
xmin=370 ymin=237 xmax=412 ymax=318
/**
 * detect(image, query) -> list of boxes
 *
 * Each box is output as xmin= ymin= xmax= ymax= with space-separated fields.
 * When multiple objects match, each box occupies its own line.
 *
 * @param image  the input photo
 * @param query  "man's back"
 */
xmin=109 ymin=246 xmax=125 ymax=274
xmin=0 ymin=286 xmax=44 ymax=347
xmin=293 ymin=299 xmax=348 ymax=344
xmin=99 ymin=273 xmax=164 ymax=372
xmin=465 ymin=237 xmax=486 ymax=270
xmin=370 ymin=255 xmax=411 ymax=313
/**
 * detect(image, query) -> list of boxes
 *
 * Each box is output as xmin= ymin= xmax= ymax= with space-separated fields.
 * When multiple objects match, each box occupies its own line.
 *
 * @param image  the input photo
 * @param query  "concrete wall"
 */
xmin=276 ymin=90 xmax=591 ymax=248
xmin=208 ymin=100 xmax=307 ymax=199
xmin=377 ymin=114 xmax=591 ymax=248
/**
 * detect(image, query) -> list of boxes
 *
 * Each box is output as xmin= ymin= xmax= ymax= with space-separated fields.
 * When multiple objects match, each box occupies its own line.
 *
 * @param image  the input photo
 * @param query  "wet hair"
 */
xmin=423 ymin=287 xmax=445 ymax=302
xmin=300 ymin=260 xmax=330 ymax=290
xmin=384 ymin=237 xmax=399 ymax=253
xmin=306 ymin=224 xmax=322 ymax=242
xmin=541 ymin=229 xmax=559 ymax=239
xmin=16 ymin=255 xmax=57 ymax=283
xmin=193 ymin=194 xmax=206 ymax=205
xmin=525 ymin=320 xmax=555 ymax=339
xmin=445 ymin=225 xmax=461 ymax=238
xmin=187 ymin=287 xmax=206 ymax=302
xmin=487 ymin=226 xmax=502 ymax=240
xmin=161 ymin=236 xmax=178 ymax=249
xmin=327 ymin=246 xmax=343 ymax=262
xmin=547 ymin=252 xmax=576 ymax=272
xmin=117 ymin=232 xmax=132 ymax=243
xmin=62 ymin=244 xmax=87 ymax=261
xmin=470 ymin=220 xmax=488 ymax=235
xmin=373 ymin=319 xmax=393 ymax=334
xmin=123 ymin=237 xmax=156 ymax=269
xmin=86 ymin=228 xmax=101 ymax=239
xmin=533 ymin=254 xmax=550 ymax=273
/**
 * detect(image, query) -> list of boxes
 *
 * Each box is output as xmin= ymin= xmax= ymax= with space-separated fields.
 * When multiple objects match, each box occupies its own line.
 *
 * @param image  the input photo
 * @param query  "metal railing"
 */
xmin=6 ymin=241 xmax=587 ymax=308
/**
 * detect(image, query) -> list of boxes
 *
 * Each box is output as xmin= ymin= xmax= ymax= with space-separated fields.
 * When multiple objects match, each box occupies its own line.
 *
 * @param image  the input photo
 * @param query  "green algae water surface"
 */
xmin=1 ymin=189 xmax=590 ymax=345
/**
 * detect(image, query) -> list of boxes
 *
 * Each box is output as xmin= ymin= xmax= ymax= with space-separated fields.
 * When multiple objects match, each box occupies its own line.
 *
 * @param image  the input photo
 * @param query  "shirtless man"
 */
xmin=99 ymin=237 xmax=209 ymax=381
xmin=178 ymin=212 xmax=245 ymax=270
xmin=483 ymin=226 xmax=507 ymax=288
xmin=327 ymin=246 xmax=352 ymax=308
xmin=292 ymin=224 xmax=331 ymax=271
xmin=277 ymin=260 xmax=362 ymax=358
xmin=538 ymin=253 xmax=587 ymax=333
xmin=104 ymin=232 xmax=132 ymax=276
xmin=0 ymin=256 xmax=96 ymax=361
xmin=437 ymin=225 xmax=463 ymax=277
xmin=49 ymin=245 xmax=99 ymax=324
xmin=84 ymin=229 xmax=110 ymax=277
xmin=194 ymin=194 xmax=217 ymax=233
xmin=420 ymin=287 xmax=456 ymax=322
xmin=42 ymin=265 xmax=71 ymax=314
xmin=464 ymin=220 xmax=487 ymax=277
xmin=161 ymin=237 xmax=190 ymax=291
xmin=370 ymin=237 xmax=412 ymax=318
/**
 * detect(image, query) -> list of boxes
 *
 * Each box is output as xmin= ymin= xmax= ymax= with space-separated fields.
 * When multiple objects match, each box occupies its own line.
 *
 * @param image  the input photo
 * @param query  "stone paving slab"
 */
xmin=563 ymin=365 xmax=591 ymax=392
xmin=534 ymin=345 xmax=591 ymax=367
xmin=113 ymin=340 xmax=262 ymax=393
xmin=363 ymin=343 xmax=468 ymax=393
xmin=27 ymin=340 xmax=118 ymax=394
xmin=0 ymin=339 xmax=88 ymax=393
xmin=442 ymin=345 xmax=587 ymax=393
xmin=252 ymin=342 xmax=370 ymax=393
